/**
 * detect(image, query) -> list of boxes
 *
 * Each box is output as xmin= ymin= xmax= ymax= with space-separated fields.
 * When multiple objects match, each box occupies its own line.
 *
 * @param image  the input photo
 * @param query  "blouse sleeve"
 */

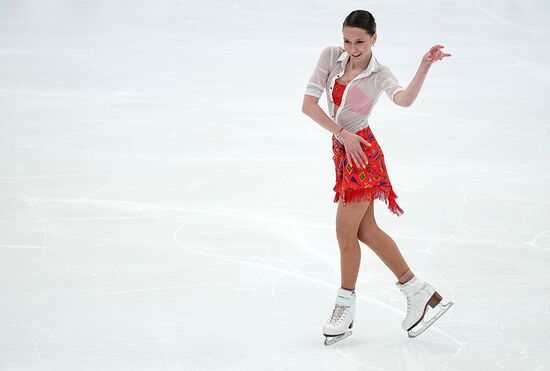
xmin=379 ymin=67 xmax=405 ymax=101
xmin=304 ymin=46 xmax=335 ymax=98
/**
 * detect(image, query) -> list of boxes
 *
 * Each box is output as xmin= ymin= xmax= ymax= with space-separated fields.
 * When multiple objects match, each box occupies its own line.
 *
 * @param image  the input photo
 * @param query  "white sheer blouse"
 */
xmin=305 ymin=46 xmax=404 ymax=142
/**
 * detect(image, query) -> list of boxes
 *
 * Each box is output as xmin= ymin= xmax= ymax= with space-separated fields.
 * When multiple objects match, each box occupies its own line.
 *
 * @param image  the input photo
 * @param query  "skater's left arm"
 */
xmin=393 ymin=45 xmax=451 ymax=107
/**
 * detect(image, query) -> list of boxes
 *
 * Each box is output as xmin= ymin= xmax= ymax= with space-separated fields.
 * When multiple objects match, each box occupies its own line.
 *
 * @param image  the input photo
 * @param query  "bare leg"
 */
xmin=335 ymin=198 xmax=371 ymax=291
xmin=357 ymin=201 xmax=414 ymax=284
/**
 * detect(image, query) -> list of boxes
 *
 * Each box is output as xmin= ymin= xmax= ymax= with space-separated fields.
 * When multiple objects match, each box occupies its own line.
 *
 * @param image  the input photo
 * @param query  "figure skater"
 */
xmin=301 ymin=10 xmax=454 ymax=345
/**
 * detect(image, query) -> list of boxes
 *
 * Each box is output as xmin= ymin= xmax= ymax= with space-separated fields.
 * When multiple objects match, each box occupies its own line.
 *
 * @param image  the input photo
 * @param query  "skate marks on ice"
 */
xmin=524 ymin=229 xmax=550 ymax=252
xmin=475 ymin=2 xmax=550 ymax=39
xmin=173 ymin=215 xmax=463 ymax=346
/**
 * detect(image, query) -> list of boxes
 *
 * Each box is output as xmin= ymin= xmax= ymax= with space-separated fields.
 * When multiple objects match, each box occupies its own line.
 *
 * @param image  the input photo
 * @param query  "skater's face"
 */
xmin=342 ymin=26 xmax=377 ymax=63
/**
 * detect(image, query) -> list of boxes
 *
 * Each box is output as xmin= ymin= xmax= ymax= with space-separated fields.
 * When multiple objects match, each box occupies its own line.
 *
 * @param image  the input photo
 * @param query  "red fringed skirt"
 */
xmin=332 ymin=126 xmax=404 ymax=216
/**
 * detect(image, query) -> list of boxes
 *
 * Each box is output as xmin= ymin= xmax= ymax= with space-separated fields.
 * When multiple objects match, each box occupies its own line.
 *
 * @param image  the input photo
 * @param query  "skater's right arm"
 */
xmin=301 ymin=96 xmax=370 ymax=168
xmin=301 ymin=95 xmax=342 ymax=136
xmin=302 ymin=46 xmax=342 ymax=136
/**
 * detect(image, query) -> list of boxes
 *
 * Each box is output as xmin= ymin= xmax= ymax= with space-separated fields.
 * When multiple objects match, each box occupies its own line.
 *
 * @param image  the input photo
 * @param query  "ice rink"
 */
xmin=1 ymin=0 xmax=549 ymax=369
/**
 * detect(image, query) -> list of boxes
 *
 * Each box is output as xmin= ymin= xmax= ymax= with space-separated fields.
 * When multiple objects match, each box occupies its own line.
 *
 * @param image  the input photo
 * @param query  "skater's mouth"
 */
xmin=352 ymin=53 xmax=362 ymax=58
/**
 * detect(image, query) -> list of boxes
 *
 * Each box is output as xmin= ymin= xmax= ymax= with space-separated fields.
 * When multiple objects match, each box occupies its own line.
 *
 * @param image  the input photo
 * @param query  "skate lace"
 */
xmin=329 ymin=305 xmax=348 ymax=324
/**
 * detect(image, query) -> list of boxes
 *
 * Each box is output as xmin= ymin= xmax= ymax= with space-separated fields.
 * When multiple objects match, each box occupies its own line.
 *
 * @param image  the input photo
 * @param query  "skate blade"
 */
xmin=324 ymin=330 xmax=352 ymax=346
xmin=408 ymin=301 xmax=453 ymax=338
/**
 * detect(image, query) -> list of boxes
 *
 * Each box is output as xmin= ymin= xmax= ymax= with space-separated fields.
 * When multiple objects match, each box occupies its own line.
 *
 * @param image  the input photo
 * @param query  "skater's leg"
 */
xmin=357 ymin=202 xmax=454 ymax=337
xmin=357 ymin=201 xmax=414 ymax=283
xmin=335 ymin=198 xmax=371 ymax=291
xmin=322 ymin=199 xmax=368 ymax=345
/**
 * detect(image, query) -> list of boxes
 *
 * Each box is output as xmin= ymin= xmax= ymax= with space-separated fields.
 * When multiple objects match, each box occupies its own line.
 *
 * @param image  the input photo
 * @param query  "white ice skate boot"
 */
xmin=323 ymin=287 xmax=356 ymax=346
xmin=396 ymin=276 xmax=453 ymax=338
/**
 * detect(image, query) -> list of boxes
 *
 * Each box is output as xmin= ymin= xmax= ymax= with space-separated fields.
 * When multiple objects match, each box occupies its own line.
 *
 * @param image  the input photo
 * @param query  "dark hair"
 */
xmin=343 ymin=10 xmax=376 ymax=35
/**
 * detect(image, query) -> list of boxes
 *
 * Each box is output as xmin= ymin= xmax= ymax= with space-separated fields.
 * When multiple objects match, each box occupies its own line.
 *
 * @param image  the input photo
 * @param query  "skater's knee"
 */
xmin=336 ymin=223 xmax=358 ymax=243
xmin=336 ymin=233 xmax=360 ymax=253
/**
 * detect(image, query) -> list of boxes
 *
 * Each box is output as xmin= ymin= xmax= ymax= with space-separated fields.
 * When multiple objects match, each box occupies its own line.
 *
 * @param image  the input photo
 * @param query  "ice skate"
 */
xmin=323 ymin=287 xmax=356 ymax=346
xmin=396 ymin=276 xmax=453 ymax=338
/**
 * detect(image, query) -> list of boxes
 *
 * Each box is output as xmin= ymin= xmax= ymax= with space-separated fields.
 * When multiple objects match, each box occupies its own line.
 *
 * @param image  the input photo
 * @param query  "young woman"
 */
xmin=301 ymin=10 xmax=454 ymax=345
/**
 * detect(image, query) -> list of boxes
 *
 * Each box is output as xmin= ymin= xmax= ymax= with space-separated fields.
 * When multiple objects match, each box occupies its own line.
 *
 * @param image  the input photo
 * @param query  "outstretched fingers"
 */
xmin=427 ymin=45 xmax=451 ymax=62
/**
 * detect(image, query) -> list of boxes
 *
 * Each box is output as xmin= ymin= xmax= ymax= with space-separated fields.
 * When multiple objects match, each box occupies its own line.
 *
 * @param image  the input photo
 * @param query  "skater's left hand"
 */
xmin=422 ymin=45 xmax=451 ymax=65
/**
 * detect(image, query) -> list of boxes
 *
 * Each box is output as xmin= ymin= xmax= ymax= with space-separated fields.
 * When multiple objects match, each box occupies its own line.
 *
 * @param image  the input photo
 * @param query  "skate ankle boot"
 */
xmin=323 ymin=287 xmax=356 ymax=346
xmin=395 ymin=276 xmax=453 ymax=338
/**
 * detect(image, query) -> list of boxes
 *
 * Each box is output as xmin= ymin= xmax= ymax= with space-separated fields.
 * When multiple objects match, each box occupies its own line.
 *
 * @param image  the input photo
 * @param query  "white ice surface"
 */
xmin=1 ymin=0 xmax=549 ymax=370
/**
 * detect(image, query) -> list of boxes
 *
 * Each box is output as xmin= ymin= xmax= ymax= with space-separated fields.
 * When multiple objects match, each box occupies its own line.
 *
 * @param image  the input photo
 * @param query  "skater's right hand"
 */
xmin=340 ymin=131 xmax=371 ymax=168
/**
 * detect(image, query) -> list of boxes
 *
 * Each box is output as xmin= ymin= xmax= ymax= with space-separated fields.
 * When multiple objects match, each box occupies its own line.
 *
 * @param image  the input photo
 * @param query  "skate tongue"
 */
xmin=396 ymin=276 xmax=425 ymax=297
xmin=335 ymin=288 xmax=355 ymax=306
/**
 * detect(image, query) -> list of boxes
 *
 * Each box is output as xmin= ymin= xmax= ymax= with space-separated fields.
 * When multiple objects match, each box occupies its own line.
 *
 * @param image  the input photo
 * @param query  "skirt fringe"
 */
xmin=332 ymin=126 xmax=404 ymax=217
xmin=333 ymin=185 xmax=404 ymax=217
